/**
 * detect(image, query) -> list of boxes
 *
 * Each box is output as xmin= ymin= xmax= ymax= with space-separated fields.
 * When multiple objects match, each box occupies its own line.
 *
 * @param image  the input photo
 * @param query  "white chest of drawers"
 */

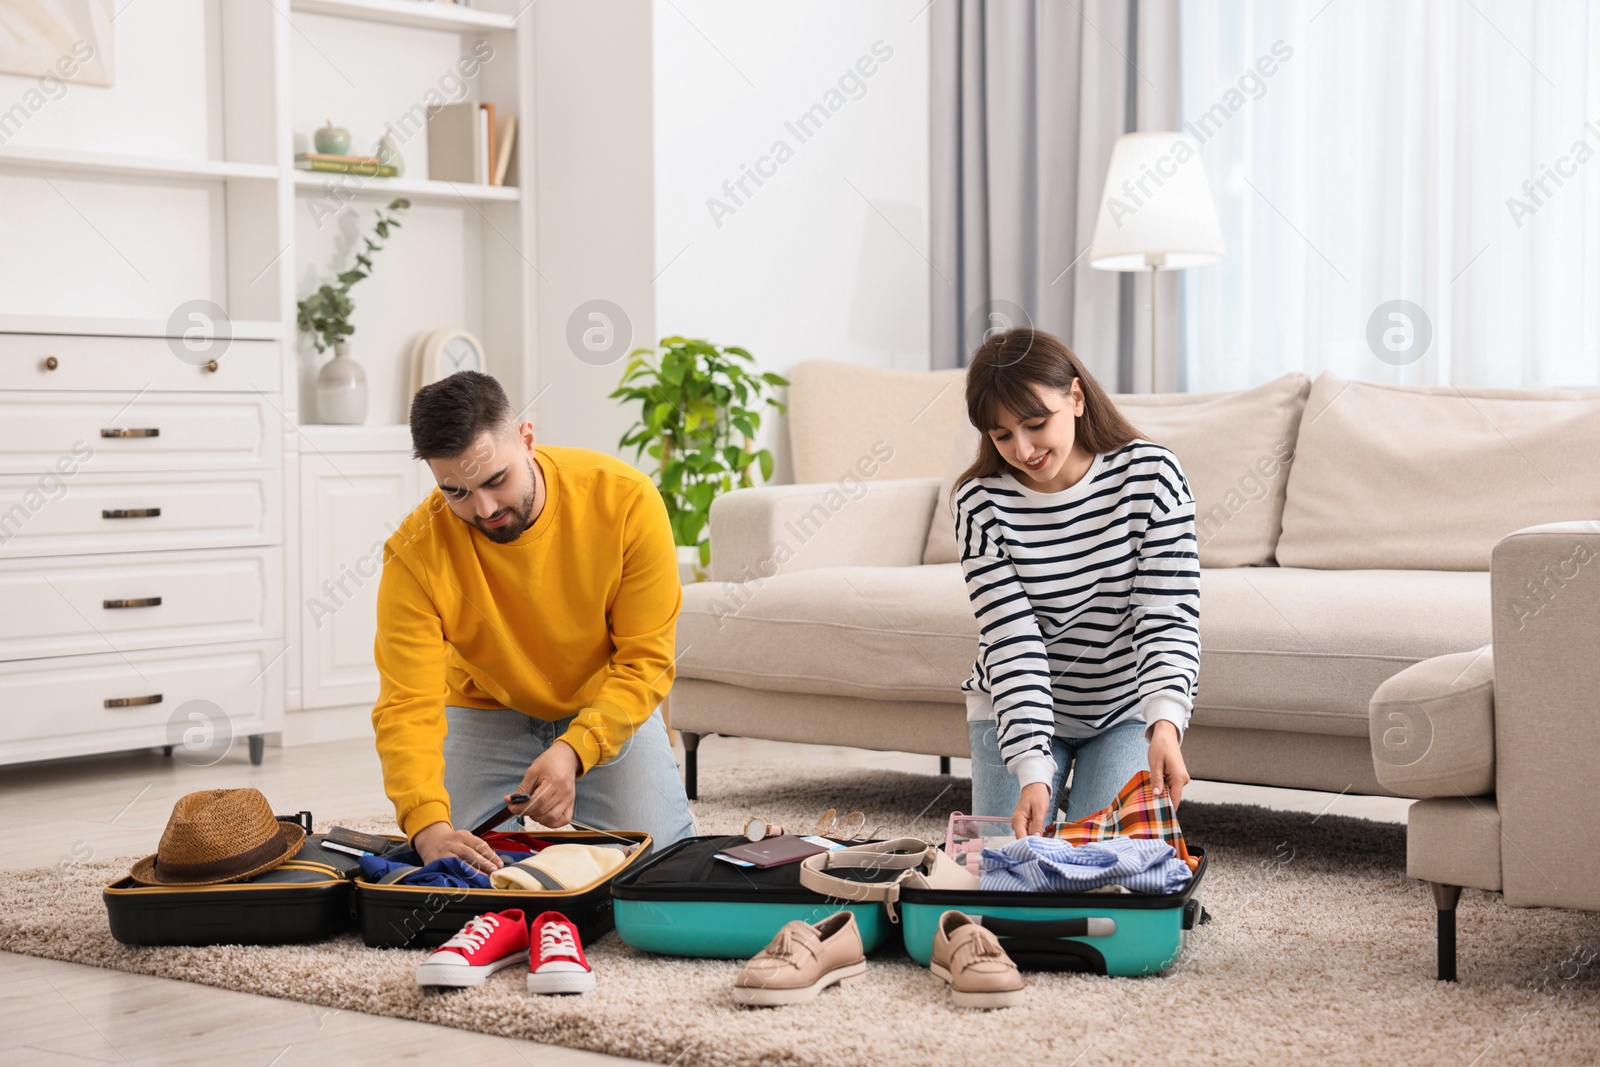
xmin=0 ymin=332 xmax=285 ymax=767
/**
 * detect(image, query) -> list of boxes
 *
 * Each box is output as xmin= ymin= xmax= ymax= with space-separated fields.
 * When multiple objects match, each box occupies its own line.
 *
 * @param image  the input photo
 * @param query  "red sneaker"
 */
xmin=527 ymin=910 xmax=595 ymax=994
xmin=415 ymin=909 xmax=530 ymax=988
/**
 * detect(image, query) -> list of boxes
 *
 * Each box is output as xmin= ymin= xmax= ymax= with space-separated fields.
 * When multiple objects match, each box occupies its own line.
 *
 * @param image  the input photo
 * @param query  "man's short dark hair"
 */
xmin=409 ymin=371 xmax=514 ymax=460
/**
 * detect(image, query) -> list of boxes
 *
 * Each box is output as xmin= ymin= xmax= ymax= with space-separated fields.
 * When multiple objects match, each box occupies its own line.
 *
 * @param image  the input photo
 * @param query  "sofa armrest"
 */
xmin=1369 ymin=645 xmax=1495 ymax=798
xmin=1490 ymin=520 xmax=1600 ymax=909
xmin=708 ymin=477 xmax=941 ymax=583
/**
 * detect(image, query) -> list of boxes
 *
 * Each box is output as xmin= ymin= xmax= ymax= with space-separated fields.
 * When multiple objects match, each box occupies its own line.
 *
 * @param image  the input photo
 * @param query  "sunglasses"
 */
xmin=742 ymin=807 xmax=869 ymax=843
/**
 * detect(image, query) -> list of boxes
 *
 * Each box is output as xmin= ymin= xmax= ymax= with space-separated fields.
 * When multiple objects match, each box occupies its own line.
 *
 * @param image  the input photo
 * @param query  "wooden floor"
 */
xmin=0 ymin=733 xmax=1410 ymax=1065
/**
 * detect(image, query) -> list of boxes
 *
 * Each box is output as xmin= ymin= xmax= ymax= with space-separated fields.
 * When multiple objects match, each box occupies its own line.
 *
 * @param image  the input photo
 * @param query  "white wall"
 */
xmin=648 ymin=0 xmax=930 ymax=480
xmin=0 ymin=0 xmax=223 ymax=320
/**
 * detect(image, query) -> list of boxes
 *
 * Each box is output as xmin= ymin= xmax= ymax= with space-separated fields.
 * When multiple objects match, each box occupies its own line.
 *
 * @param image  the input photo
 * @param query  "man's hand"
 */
xmin=412 ymin=821 xmax=502 ymax=873
xmin=1147 ymin=719 xmax=1190 ymax=807
xmin=1011 ymin=781 xmax=1053 ymax=840
xmin=509 ymin=740 xmax=581 ymax=829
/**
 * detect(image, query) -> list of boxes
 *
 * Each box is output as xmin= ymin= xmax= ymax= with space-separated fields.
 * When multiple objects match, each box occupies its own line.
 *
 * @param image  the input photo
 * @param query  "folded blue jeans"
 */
xmin=442 ymin=705 xmax=697 ymax=848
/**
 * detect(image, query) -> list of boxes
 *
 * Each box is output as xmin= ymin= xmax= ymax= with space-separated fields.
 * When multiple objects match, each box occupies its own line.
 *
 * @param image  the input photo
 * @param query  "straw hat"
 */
xmin=129 ymin=788 xmax=306 ymax=886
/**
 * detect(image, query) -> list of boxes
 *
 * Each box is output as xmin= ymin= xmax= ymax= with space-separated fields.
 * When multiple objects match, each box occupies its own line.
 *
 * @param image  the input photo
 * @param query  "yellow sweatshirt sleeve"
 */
xmin=371 ymin=548 xmax=453 ymax=839
xmin=557 ymin=480 xmax=683 ymax=772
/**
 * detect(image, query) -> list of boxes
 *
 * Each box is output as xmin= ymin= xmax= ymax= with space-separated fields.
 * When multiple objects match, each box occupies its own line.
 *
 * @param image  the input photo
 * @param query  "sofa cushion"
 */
xmin=1277 ymin=372 xmax=1600 ymax=570
xmin=921 ymin=420 xmax=982 ymax=565
xmin=676 ymin=563 xmax=1490 ymax=735
xmin=679 ymin=563 xmax=978 ymax=704
xmin=786 ymin=361 xmax=967 ymax=486
xmin=1114 ymin=373 xmax=1311 ymax=567
xmin=920 ymin=372 xmax=1312 ymax=568
xmin=1368 ymin=646 xmax=1495 ymax=798
xmin=1190 ymin=567 xmax=1489 ymax=735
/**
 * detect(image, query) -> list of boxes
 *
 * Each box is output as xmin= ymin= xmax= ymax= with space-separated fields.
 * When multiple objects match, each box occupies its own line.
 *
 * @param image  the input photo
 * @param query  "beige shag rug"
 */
xmin=3 ymin=763 xmax=1599 ymax=1067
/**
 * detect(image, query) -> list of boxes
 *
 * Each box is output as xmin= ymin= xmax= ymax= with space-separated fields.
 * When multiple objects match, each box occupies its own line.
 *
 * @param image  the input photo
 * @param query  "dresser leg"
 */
xmin=162 ymin=745 xmax=174 ymax=758
xmin=939 ymin=756 xmax=951 ymax=776
xmin=248 ymin=734 xmax=265 ymax=766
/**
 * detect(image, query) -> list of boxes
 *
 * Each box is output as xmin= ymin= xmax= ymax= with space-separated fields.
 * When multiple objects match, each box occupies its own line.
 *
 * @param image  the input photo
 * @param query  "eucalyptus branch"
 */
xmin=295 ymin=198 xmax=412 ymax=354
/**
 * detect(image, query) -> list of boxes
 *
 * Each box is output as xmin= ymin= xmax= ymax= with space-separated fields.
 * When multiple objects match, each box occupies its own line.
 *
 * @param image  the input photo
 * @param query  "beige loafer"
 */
xmin=732 ymin=911 xmax=867 ymax=1006
xmin=930 ymin=910 xmax=1025 ymax=1009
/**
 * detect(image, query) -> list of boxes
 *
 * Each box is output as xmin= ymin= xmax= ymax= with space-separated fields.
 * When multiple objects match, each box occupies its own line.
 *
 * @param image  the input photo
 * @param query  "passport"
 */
xmin=717 ymin=833 xmax=832 ymax=869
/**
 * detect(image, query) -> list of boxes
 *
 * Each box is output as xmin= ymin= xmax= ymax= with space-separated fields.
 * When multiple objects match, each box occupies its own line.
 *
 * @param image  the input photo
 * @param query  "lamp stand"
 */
xmin=1149 ymin=262 xmax=1160 ymax=394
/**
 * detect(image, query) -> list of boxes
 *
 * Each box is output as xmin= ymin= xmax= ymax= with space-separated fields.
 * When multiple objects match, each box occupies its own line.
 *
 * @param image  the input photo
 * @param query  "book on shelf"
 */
xmin=426 ymin=101 xmax=517 ymax=186
xmin=478 ymin=102 xmax=493 ymax=185
xmin=493 ymin=113 xmax=517 ymax=186
xmin=295 ymin=158 xmax=398 ymax=177
xmin=296 ymin=152 xmax=383 ymax=165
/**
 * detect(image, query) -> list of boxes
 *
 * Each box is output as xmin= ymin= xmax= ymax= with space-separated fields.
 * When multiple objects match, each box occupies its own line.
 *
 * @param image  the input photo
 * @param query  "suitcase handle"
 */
xmin=976 ymin=915 xmax=1117 ymax=939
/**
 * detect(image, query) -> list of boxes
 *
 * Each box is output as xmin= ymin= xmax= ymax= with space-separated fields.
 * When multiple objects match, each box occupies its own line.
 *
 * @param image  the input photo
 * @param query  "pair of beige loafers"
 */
xmin=731 ymin=910 xmax=1024 ymax=1009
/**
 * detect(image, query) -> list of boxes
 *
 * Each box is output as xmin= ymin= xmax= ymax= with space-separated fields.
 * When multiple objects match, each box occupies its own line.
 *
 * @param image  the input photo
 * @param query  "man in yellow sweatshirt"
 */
xmin=372 ymin=371 xmax=695 ymax=872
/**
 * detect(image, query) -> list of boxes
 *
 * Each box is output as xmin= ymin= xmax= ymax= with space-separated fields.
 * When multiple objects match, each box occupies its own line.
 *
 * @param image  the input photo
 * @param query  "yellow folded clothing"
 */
xmin=489 ymin=843 xmax=629 ymax=891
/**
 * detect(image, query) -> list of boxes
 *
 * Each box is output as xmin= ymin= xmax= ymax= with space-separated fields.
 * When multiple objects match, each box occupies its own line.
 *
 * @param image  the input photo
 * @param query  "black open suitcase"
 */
xmin=104 ymin=812 xmax=359 ymax=947
xmin=352 ymin=827 xmax=653 ymax=949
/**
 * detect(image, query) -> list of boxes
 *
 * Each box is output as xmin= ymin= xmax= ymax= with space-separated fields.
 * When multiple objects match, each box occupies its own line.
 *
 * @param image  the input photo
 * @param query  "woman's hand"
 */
xmin=1011 ymin=782 xmax=1054 ymax=839
xmin=1147 ymin=720 xmax=1190 ymax=807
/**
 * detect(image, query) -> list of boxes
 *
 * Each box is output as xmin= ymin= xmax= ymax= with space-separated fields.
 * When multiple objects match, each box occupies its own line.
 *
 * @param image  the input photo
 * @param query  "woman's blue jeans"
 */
xmin=967 ymin=718 xmax=1149 ymax=823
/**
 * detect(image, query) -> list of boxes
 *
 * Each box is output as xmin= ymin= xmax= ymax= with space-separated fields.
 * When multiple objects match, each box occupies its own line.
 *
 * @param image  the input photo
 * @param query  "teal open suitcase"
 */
xmin=896 ymin=846 xmax=1210 ymax=976
xmin=610 ymin=835 xmax=900 ymax=958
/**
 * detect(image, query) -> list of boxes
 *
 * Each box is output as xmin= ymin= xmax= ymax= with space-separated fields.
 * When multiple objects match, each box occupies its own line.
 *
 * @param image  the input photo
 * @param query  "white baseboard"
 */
xmin=273 ymin=704 xmax=373 ymax=747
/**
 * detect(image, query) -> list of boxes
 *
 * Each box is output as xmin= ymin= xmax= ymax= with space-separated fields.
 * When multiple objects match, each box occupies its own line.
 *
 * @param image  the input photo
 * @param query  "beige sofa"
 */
xmin=672 ymin=364 xmax=1600 ymax=940
xmin=1367 ymin=520 xmax=1600 ymax=978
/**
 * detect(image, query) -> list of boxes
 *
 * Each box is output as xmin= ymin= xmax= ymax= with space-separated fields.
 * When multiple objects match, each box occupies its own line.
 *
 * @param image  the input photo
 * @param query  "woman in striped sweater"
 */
xmin=954 ymin=328 xmax=1201 ymax=839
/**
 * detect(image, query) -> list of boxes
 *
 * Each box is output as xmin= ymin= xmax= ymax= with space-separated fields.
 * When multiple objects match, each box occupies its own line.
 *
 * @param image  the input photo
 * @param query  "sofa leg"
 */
xmin=939 ymin=756 xmax=951 ymax=776
xmin=1432 ymin=882 xmax=1462 ymax=981
xmin=681 ymin=731 xmax=702 ymax=801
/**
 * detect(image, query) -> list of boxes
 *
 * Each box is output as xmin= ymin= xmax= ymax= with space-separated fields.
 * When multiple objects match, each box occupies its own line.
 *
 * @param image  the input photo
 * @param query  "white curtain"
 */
xmin=1178 ymin=0 xmax=1600 ymax=391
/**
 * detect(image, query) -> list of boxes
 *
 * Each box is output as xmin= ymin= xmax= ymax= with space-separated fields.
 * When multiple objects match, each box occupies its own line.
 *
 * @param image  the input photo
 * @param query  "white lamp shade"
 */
xmin=1089 ymin=132 xmax=1226 ymax=271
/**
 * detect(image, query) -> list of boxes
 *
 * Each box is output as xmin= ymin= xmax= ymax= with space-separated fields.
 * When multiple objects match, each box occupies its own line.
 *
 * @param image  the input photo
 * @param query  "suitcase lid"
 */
xmin=610 ymin=834 xmax=905 ymax=904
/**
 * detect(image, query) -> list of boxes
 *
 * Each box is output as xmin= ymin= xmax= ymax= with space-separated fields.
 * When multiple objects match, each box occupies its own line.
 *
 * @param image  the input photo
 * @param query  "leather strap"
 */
xmin=799 ymin=838 xmax=939 ymax=916
xmin=375 ymin=864 xmax=419 ymax=885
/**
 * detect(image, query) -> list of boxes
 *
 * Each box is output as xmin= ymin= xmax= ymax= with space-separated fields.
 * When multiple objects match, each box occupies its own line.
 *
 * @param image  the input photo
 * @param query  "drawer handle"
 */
xmin=102 ymin=508 xmax=161 ymax=520
xmin=43 ymin=356 xmax=58 ymax=371
xmin=103 ymin=597 xmax=162 ymax=609
xmin=105 ymin=694 xmax=163 ymax=708
xmin=101 ymin=427 xmax=160 ymax=438
xmin=204 ymin=360 xmax=219 ymax=373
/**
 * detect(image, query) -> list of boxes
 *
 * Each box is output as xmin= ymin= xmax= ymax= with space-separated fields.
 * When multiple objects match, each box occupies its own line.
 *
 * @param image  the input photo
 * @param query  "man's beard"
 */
xmin=474 ymin=463 xmax=539 ymax=543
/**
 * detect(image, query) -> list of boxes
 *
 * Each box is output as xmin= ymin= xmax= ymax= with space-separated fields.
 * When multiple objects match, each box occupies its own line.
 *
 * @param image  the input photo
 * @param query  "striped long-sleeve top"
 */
xmin=955 ymin=440 xmax=1201 ymax=790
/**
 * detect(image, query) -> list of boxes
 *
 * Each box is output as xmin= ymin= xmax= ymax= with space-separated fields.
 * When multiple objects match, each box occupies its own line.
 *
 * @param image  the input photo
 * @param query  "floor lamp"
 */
xmin=1088 ymin=132 xmax=1226 ymax=393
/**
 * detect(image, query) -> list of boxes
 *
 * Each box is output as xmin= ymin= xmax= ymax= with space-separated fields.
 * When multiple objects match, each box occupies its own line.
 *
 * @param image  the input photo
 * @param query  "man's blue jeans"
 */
xmin=442 ymin=705 xmax=697 ymax=847
xmin=967 ymin=718 xmax=1149 ymax=824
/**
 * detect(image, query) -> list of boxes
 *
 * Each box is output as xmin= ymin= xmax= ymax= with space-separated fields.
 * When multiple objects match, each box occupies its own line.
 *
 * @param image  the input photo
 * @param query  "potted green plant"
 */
xmin=295 ymin=197 xmax=410 ymax=424
xmin=612 ymin=337 xmax=788 ymax=581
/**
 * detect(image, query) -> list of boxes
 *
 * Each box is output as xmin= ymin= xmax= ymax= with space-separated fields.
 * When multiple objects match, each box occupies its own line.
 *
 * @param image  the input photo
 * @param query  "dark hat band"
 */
xmin=152 ymin=825 xmax=288 ymax=881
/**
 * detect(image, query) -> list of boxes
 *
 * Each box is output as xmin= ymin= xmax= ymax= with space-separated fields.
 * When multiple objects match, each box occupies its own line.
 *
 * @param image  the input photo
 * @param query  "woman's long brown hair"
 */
xmin=953 ymin=328 xmax=1142 ymax=504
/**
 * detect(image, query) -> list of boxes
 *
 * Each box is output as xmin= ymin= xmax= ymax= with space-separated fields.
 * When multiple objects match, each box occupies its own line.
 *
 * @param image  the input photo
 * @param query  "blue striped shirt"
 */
xmin=955 ymin=440 xmax=1201 ymax=786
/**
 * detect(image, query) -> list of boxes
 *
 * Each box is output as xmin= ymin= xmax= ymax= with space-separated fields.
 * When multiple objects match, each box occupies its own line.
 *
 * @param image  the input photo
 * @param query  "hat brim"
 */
xmin=127 ymin=823 xmax=307 ymax=887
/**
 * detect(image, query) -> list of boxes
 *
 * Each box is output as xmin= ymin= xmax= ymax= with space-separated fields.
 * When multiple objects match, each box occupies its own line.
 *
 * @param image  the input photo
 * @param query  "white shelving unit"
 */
xmin=291 ymin=0 xmax=518 ymax=33
xmin=290 ymin=170 xmax=521 ymax=204
xmin=0 ymin=0 xmax=539 ymax=756
xmin=0 ymin=145 xmax=279 ymax=181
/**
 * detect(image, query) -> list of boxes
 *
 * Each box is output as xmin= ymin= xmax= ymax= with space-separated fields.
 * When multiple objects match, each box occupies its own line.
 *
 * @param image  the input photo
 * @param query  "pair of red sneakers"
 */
xmin=415 ymin=909 xmax=594 ymax=994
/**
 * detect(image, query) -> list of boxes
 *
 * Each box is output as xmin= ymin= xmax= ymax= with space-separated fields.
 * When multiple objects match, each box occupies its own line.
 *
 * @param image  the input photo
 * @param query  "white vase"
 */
xmin=317 ymin=342 xmax=368 ymax=425
xmin=376 ymin=127 xmax=405 ymax=177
